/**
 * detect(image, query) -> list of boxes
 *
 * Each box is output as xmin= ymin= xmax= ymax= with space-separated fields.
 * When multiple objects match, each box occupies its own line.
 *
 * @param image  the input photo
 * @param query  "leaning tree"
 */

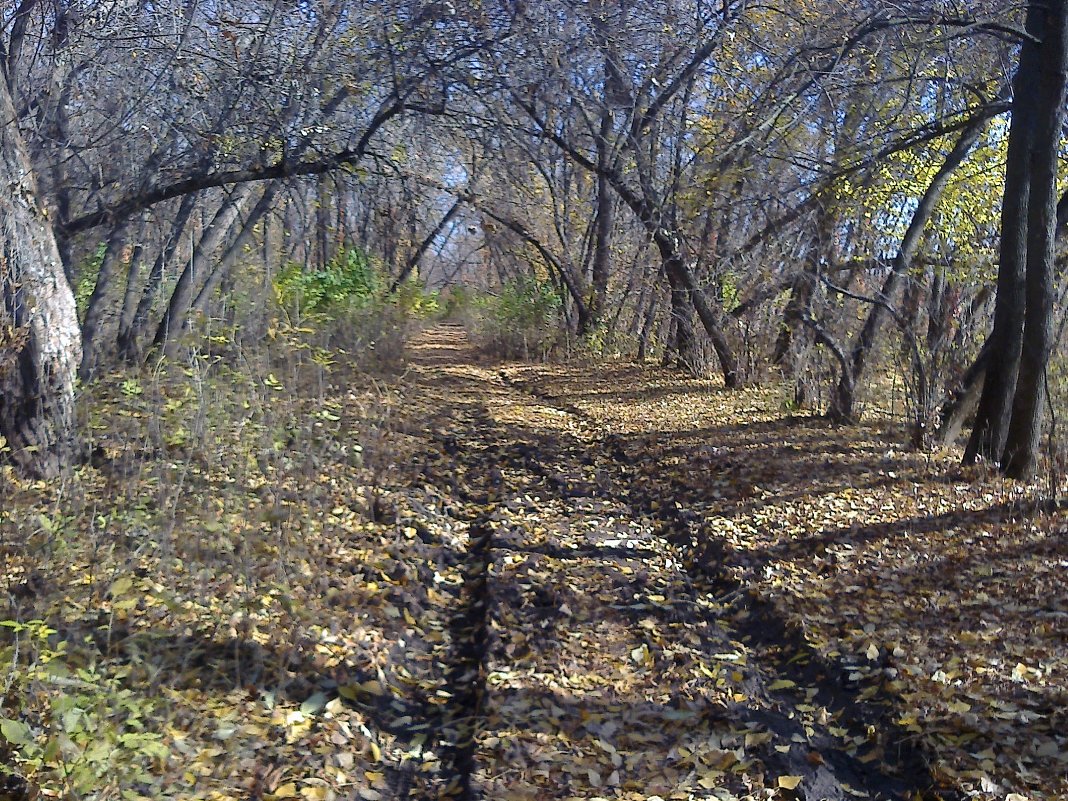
xmin=0 ymin=70 xmax=81 ymax=478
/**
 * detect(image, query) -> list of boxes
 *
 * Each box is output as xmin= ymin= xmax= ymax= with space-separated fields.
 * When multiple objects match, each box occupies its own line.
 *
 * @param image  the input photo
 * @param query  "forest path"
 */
xmin=389 ymin=324 xmax=934 ymax=801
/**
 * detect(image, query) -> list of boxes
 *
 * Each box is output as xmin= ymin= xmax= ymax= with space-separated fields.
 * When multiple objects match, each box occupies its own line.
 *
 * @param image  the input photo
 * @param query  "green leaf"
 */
xmin=110 ymin=575 xmax=134 ymax=597
xmin=0 ymin=717 xmax=32 ymax=746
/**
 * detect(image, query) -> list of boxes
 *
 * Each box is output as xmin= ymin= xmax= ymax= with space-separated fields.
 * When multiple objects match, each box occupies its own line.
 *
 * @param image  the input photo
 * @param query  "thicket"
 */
xmin=0 ymin=244 xmax=443 ymax=797
xmin=454 ymin=277 xmax=563 ymax=360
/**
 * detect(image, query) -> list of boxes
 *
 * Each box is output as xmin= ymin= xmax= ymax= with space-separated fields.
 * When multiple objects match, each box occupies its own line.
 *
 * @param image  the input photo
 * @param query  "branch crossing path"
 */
xmin=368 ymin=324 xmax=936 ymax=801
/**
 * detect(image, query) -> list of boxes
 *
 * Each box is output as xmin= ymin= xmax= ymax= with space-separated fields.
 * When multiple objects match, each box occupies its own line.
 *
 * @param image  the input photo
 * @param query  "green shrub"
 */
xmin=393 ymin=278 xmax=441 ymax=319
xmin=269 ymin=249 xmax=447 ymax=372
xmin=442 ymin=285 xmax=476 ymax=320
xmin=473 ymin=277 xmax=562 ymax=359
xmin=74 ymin=242 xmax=107 ymax=320
xmin=0 ymin=620 xmax=169 ymax=799
xmin=273 ymin=247 xmax=378 ymax=317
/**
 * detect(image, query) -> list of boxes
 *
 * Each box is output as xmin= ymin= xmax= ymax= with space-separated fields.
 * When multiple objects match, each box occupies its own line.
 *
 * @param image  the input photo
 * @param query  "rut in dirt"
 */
xmin=404 ymin=324 xmax=941 ymax=801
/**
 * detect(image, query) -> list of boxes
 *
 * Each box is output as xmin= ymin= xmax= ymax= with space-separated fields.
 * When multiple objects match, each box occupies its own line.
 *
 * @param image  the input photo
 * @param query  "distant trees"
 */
xmin=0 ymin=0 xmax=502 ymax=475
xmin=1 ymin=0 xmax=1066 ymax=479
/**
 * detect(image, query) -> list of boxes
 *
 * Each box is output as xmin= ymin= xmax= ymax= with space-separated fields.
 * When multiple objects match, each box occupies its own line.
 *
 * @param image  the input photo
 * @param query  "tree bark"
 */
xmin=663 ymin=265 xmax=704 ymax=375
xmin=938 ymin=339 xmax=990 ymax=447
xmin=774 ymin=204 xmax=830 ymax=368
xmin=1001 ymin=0 xmax=1068 ymax=479
xmin=388 ymin=197 xmax=462 ymax=294
xmin=965 ymin=4 xmax=1048 ymax=466
xmin=588 ymin=108 xmax=614 ymax=333
xmin=191 ymin=184 xmax=280 ymax=318
xmin=117 ymin=194 xmax=197 ymax=361
xmin=80 ymin=217 xmax=133 ymax=378
xmin=115 ymin=214 xmax=148 ymax=356
xmin=637 ymin=286 xmax=660 ymax=362
xmin=0 ymin=73 xmax=81 ymax=477
xmin=655 ymin=230 xmax=739 ymax=387
xmin=153 ymin=185 xmax=257 ymax=358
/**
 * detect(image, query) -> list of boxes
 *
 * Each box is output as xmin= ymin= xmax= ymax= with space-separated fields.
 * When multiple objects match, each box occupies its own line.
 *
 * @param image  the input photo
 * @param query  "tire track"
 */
xmin=498 ymin=365 xmax=944 ymax=800
xmin=400 ymin=326 xmax=943 ymax=800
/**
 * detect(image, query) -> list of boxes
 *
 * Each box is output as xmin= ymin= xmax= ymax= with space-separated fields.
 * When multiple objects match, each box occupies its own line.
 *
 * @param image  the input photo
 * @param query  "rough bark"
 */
xmin=117 ymin=194 xmax=197 ymax=362
xmin=663 ymin=265 xmax=704 ymax=375
xmin=636 ymin=286 xmax=659 ymax=362
xmin=79 ymin=217 xmax=133 ymax=378
xmin=115 ymin=215 xmax=148 ymax=355
xmin=588 ymin=108 xmax=614 ymax=333
xmin=774 ymin=204 xmax=831 ymax=369
xmin=0 ymin=73 xmax=81 ymax=477
xmin=939 ymin=340 xmax=990 ymax=447
xmin=655 ymin=230 xmax=739 ymax=387
xmin=191 ymin=184 xmax=280 ymax=318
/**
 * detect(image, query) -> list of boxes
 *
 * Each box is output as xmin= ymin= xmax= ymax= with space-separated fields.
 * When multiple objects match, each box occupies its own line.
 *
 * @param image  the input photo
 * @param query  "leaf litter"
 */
xmin=0 ymin=324 xmax=1065 ymax=800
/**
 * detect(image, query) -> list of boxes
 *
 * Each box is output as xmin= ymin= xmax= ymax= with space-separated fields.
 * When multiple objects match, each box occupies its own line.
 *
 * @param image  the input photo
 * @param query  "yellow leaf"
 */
xmin=110 ymin=575 xmax=134 ymax=597
xmin=778 ymin=775 xmax=803 ymax=790
xmin=300 ymin=787 xmax=328 ymax=801
xmin=768 ymin=679 xmax=795 ymax=691
xmin=272 ymin=784 xmax=298 ymax=799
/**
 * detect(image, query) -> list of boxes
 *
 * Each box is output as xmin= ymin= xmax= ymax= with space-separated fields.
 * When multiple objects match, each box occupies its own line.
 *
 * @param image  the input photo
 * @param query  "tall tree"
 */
xmin=966 ymin=0 xmax=1068 ymax=478
xmin=998 ymin=0 xmax=1068 ymax=479
xmin=0 ymin=72 xmax=81 ymax=477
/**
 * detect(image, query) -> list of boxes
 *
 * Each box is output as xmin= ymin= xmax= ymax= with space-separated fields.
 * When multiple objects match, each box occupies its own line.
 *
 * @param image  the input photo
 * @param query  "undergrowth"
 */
xmin=458 ymin=277 xmax=562 ymax=360
xmin=0 ymin=260 xmax=431 ymax=799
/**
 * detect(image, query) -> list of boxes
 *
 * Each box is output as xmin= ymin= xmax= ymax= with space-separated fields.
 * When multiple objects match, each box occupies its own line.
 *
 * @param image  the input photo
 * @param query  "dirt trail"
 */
xmin=392 ymin=325 xmax=936 ymax=801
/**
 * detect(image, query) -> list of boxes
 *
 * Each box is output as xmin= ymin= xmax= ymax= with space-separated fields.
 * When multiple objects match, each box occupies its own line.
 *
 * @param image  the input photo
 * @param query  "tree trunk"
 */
xmin=663 ymin=267 xmax=704 ymax=375
xmin=588 ymin=109 xmax=614 ymax=333
xmin=118 ymin=194 xmax=198 ymax=361
xmin=656 ymin=232 xmax=739 ymax=387
xmin=829 ymin=114 xmax=988 ymax=422
xmin=154 ymin=185 xmax=256 ymax=358
xmin=774 ymin=205 xmax=829 ymax=368
xmin=939 ymin=340 xmax=990 ymax=447
xmin=191 ymin=184 xmax=279 ymax=318
xmin=80 ymin=217 xmax=133 ymax=378
xmin=316 ymin=173 xmax=333 ymax=268
xmin=1001 ymin=0 xmax=1068 ymax=479
xmin=965 ymin=4 xmax=1047 ymax=466
xmin=115 ymin=214 xmax=148 ymax=356
xmin=637 ymin=286 xmax=660 ymax=362
xmin=388 ymin=197 xmax=462 ymax=294
xmin=0 ymin=74 xmax=81 ymax=477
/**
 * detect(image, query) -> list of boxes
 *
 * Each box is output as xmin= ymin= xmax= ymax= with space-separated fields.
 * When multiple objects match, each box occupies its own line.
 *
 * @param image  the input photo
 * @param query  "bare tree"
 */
xmin=0 ymin=71 xmax=80 ymax=477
